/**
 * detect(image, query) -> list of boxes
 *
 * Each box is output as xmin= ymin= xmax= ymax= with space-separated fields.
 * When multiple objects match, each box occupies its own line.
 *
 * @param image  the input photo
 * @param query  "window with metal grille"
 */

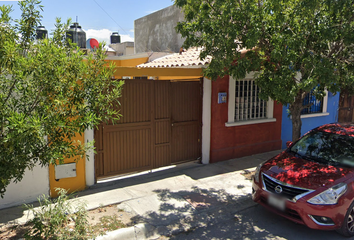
xmin=301 ymin=91 xmax=323 ymax=115
xmin=235 ymin=79 xmax=267 ymax=121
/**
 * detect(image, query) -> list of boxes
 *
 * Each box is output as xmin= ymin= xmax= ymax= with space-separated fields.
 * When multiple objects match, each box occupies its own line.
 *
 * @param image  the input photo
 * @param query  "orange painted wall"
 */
xmin=107 ymin=57 xmax=149 ymax=67
xmin=49 ymin=132 xmax=86 ymax=197
xmin=210 ymin=76 xmax=282 ymax=163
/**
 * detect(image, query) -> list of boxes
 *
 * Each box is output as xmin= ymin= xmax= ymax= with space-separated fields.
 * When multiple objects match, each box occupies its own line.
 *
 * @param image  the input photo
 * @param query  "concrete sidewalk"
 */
xmin=0 ymin=150 xmax=281 ymax=239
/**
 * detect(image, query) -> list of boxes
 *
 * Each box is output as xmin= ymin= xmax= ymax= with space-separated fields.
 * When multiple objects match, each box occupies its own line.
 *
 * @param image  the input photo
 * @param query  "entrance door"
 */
xmin=338 ymin=91 xmax=354 ymax=123
xmin=171 ymin=81 xmax=202 ymax=163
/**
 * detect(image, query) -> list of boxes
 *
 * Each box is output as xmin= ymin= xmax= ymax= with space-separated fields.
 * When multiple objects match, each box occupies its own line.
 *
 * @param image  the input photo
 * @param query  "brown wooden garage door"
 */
xmin=94 ymin=79 xmax=202 ymax=179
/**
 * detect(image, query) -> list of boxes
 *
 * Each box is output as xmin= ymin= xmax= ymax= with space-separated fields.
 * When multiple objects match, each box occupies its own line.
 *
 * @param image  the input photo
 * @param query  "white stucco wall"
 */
xmin=0 ymin=164 xmax=49 ymax=209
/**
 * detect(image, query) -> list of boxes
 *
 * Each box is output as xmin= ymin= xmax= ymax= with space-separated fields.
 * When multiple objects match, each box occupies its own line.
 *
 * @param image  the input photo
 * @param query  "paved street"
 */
xmin=170 ymin=203 xmax=348 ymax=240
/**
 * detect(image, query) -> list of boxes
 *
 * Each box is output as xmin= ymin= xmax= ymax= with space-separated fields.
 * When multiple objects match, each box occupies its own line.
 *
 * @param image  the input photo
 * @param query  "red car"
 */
xmin=252 ymin=123 xmax=354 ymax=237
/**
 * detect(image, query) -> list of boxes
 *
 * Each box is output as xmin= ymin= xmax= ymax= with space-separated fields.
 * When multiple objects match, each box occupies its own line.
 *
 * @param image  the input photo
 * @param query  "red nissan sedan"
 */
xmin=252 ymin=123 xmax=354 ymax=237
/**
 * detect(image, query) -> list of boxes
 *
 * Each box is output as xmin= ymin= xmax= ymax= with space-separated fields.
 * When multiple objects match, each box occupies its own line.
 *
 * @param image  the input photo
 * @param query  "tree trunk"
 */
xmin=289 ymin=92 xmax=304 ymax=142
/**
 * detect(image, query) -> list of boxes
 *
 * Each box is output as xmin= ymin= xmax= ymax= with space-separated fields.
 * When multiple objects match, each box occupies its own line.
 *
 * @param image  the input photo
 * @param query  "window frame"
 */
xmin=300 ymin=90 xmax=329 ymax=119
xmin=225 ymin=73 xmax=276 ymax=127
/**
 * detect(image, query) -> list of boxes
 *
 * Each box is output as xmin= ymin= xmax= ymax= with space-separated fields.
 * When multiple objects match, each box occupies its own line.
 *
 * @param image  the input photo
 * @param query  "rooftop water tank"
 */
xmin=36 ymin=26 xmax=48 ymax=40
xmin=66 ymin=22 xmax=86 ymax=48
xmin=110 ymin=32 xmax=121 ymax=44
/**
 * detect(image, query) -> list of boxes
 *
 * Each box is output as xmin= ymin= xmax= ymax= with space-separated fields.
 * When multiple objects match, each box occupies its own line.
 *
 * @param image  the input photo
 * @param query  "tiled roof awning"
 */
xmin=137 ymin=47 xmax=212 ymax=68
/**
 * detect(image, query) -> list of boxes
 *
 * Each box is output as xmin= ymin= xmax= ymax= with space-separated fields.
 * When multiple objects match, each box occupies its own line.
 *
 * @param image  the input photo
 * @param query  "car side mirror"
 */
xmin=286 ymin=141 xmax=293 ymax=148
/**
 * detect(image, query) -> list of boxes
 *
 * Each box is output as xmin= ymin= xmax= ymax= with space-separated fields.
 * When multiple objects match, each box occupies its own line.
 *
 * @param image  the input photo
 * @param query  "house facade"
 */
xmin=210 ymin=74 xmax=283 ymax=162
xmin=135 ymin=49 xmax=283 ymax=164
xmin=82 ymin=48 xmax=282 ymax=184
xmin=132 ymin=5 xmax=284 ymax=164
xmin=0 ymin=5 xmax=340 ymax=210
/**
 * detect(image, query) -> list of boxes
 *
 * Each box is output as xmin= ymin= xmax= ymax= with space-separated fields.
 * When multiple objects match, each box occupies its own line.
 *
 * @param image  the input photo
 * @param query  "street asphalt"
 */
xmin=0 ymin=150 xmax=281 ymax=239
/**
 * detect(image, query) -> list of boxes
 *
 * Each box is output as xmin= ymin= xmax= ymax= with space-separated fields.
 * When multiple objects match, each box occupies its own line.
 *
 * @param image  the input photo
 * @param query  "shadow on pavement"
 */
xmin=79 ymin=150 xmax=279 ymax=198
xmin=130 ymin=186 xmax=346 ymax=240
xmin=128 ymin=186 xmax=256 ymax=239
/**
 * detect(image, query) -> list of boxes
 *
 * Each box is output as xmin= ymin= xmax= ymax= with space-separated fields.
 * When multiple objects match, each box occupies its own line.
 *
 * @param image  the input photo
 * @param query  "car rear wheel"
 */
xmin=337 ymin=201 xmax=354 ymax=237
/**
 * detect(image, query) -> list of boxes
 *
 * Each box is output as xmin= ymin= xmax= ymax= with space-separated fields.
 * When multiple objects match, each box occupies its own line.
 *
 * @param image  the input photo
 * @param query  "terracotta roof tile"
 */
xmin=137 ymin=47 xmax=212 ymax=68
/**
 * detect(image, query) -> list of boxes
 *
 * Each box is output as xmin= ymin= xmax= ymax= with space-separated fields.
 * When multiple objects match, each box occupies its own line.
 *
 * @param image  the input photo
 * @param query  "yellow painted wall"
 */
xmin=107 ymin=57 xmax=149 ymax=67
xmin=49 ymin=132 xmax=86 ymax=198
xmin=113 ymin=67 xmax=203 ymax=78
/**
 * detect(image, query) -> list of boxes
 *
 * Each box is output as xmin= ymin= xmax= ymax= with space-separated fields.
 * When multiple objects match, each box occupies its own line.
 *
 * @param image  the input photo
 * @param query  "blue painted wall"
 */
xmin=281 ymin=92 xmax=340 ymax=148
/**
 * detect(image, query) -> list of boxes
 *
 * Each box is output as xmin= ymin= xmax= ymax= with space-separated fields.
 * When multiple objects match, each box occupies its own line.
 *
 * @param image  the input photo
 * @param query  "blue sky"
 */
xmin=0 ymin=0 xmax=174 ymax=43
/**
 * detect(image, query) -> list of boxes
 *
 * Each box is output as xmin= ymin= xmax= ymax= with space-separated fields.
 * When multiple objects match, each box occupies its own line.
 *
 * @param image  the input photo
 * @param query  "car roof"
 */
xmin=315 ymin=123 xmax=354 ymax=137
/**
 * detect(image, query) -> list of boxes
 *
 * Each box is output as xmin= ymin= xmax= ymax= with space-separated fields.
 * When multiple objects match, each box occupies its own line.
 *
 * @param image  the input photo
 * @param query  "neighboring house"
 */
xmin=108 ymin=42 xmax=135 ymax=56
xmin=281 ymin=90 xmax=340 ymax=149
xmin=0 ymin=165 xmax=49 ymax=210
xmin=134 ymin=5 xmax=185 ymax=53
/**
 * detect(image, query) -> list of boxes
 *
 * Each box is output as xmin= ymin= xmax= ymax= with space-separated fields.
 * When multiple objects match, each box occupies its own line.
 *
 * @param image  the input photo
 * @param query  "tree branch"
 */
xmin=1 ymin=76 xmax=18 ymax=109
xmin=205 ymin=0 xmax=218 ymax=14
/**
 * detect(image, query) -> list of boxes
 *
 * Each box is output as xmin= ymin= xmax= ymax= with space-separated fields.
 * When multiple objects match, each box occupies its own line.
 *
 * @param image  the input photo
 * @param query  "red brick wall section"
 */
xmin=210 ymin=76 xmax=282 ymax=163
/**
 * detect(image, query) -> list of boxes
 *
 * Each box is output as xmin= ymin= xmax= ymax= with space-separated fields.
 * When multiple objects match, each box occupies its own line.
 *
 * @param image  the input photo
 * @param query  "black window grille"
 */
xmin=301 ymin=90 xmax=323 ymax=115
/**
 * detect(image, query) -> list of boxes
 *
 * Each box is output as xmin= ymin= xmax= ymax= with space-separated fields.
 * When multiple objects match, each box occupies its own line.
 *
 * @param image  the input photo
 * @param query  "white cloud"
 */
xmin=146 ymin=10 xmax=159 ymax=14
xmin=85 ymin=29 xmax=134 ymax=45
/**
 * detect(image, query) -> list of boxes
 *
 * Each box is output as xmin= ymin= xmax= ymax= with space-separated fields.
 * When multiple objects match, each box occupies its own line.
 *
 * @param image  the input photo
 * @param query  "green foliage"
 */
xmin=175 ymin=0 xmax=354 ymax=140
xmin=91 ymin=215 xmax=125 ymax=233
xmin=0 ymin=0 xmax=123 ymax=196
xmin=24 ymin=189 xmax=126 ymax=239
xmin=24 ymin=188 xmax=94 ymax=239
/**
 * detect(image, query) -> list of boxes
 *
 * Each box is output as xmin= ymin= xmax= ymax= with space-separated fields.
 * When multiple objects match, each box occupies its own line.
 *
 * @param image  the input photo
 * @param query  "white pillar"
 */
xmin=85 ymin=128 xmax=95 ymax=186
xmin=202 ymin=77 xmax=211 ymax=164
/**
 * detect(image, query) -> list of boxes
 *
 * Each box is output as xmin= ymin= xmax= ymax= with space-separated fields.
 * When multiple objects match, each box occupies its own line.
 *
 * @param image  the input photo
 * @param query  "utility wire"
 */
xmin=92 ymin=0 xmax=129 ymax=35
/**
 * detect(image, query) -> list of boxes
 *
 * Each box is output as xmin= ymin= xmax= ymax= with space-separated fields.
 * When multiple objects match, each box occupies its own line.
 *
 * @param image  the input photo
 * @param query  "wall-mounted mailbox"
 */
xmin=218 ymin=92 xmax=227 ymax=104
xmin=55 ymin=163 xmax=77 ymax=180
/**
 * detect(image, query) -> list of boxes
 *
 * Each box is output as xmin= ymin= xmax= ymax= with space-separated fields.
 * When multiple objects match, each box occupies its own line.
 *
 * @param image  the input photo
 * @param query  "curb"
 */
xmin=95 ymin=223 xmax=157 ymax=240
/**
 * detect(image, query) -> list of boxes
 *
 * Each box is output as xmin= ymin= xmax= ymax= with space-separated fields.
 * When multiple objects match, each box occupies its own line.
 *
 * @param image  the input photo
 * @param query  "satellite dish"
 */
xmin=86 ymin=38 xmax=99 ymax=50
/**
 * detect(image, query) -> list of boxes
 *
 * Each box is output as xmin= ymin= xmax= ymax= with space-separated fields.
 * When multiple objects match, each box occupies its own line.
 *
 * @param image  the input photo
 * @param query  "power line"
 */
xmin=92 ymin=0 xmax=129 ymax=35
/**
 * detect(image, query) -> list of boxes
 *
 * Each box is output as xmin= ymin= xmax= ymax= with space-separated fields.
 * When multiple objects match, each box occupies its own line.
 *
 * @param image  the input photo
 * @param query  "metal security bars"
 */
xmin=301 ymin=91 xmax=323 ymax=115
xmin=235 ymin=80 xmax=267 ymax=121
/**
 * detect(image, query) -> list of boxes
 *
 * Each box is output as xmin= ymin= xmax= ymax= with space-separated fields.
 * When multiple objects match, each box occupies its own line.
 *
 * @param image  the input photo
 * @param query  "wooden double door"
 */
xmin=94 ymin=79 xmax=202 ymax=179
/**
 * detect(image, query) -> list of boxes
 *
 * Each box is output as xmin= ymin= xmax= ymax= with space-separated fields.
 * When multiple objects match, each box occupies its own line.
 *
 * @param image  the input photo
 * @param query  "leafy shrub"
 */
xmin=24 ymin=188 xmax=95 ymax=240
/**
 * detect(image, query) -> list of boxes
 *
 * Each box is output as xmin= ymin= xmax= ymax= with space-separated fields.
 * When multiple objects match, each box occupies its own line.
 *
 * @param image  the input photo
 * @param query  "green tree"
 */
xmin=175 ymin=0 xmax=354 ymax=141
xmin=0 ymin=0 xmax=123 ymax=196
